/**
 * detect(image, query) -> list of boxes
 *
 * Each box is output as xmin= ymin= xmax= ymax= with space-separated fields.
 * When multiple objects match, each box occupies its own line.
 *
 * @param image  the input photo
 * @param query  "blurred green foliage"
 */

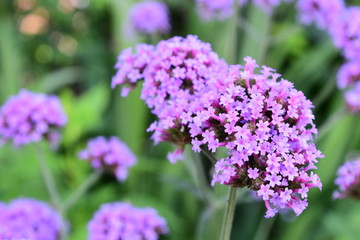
xmin=1 ymin=0 xmax=360 ymax=240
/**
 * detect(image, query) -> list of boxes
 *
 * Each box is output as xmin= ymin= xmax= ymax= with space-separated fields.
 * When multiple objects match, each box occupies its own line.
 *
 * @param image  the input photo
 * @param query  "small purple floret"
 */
xmin=130 ymin=1 xmax=170 ymax=35
xmin=0 ymin=89 xmax=67 ymax=147
xmin=78 ymin=136 xmax=136 ymax=181
xmin=0 ymin=198 xmax=63 ymax=240
xmin=333 ymin=159 xmax=360 ymax=199
xmin=88 ymin=202 xmax=168 ymax=240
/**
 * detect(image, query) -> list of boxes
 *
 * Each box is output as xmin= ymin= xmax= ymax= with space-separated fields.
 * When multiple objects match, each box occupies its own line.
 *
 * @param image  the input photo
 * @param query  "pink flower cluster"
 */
xmin=0 ymin=89 xmax=67 ymax=146
xmin=333 ymin=159 xmax=360 ymax=200
xmin=297 ymin=0 xmax=344 ymax=30
xmin=88 ymin=202 xmax=168 ymax=240
xmin=187 ymin=57 xmax=323 ymax=217
xmin=130 ymin=1 xmax=170 ymax=35
xmin=297 ymin=0 xmax=360 ymax=113
xmin=337 ymin=60 xmax=360 ymax=113
xmin=0 ymin=198 xmax=63 ymax=240
xmin=112 ymin=35 xmax=227 ymax=162
xmin=78 ymin=136 xmax=136 ymax=181
xmin=113 ymin=35 xmax=323 ymax=217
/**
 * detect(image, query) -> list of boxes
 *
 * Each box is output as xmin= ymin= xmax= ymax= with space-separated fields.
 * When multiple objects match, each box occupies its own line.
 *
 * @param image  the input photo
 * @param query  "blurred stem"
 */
xmin=200 ymin=146 xmax=217 ymax=164
xmin=239 ymin=5 xmax=272 ymax=64
xmin=253 ymin=217 xmax=276 ymax=240
xmin=220 ymin=187 xmax=237 ymax=240
xmin=317 ymin=106 xmax=346 ymax=141
xmin=35 ymin=144 xmax=62 ymax=209
xmin=35 ymin=144 xmax=67 ymax=240
xmin=190 ymin=151 xmax=216 ymax=206
xmin=62 ymin=170 xmax=103 ymax=212
xmin=225 ymin=3 xmax=239 ymax=64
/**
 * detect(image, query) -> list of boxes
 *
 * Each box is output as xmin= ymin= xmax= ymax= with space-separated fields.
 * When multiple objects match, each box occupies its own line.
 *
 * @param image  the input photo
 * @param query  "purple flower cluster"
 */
xmin=185 ymin=57 xmax=323 ymax=217
xmin=333 ymin=159 xmax=360 ymax=199
xmin=78 ymin=136 xmax=136 ymax=181
xmin=195 ymin=0 xmax=237 ymax=21
xmin=113 ymin=34 xmax=323 ymax=217
xmin=0 ymin=89 xmax=67 ymax=147
xmin=0 ymin=198 xmax=62 ymax=240
xmin=337 ymin=60 xmax=360 ymax=112
xmin=330 ymin=7 xmax=360 ymax=60
xmin=112 ymin=35 xmax=227 ymax=162
xmin=130 ymin=1 xmax=170 ymax=35
xmin=297 ymin=0 xmax=344 ymax=30
xmin=88 ymin=202 xmax=168 ymax=240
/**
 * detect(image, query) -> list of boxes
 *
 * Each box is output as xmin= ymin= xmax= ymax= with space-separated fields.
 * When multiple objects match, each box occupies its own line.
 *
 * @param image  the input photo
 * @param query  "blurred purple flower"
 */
xmin=337 ymin=60 xmax=360 ymax=89
xmin=344 ymin=82 xmax=360 ymax=114
xmin=330 ymin=7 xmax=360 ymax=60
xmin=78 ymin=136 xmax=136 ymax=181
xmin=0 ymin=198 xmax=63 ymax=240
xmin=88 ymin=202 xmax=168 ymax=240
xmin=0 ymin=89 xmax=67 ymax=147
xmin=130 ymin=1 xmax=170 ymax=35
xmin=297 ymin=0 xmax=344 ymax=30
xmin=333 ymin=159 xmax=360 ymax=199
xmin=196 ymin=0 xmax=236 ymax=21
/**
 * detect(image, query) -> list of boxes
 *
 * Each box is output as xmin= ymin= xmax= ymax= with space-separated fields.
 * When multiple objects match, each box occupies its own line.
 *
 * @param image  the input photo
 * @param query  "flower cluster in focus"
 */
xmin=112 ymin=35 xmax=227 ymax=162
xmin=333 ymin=159 xmax=360 ymax=200
xmin=0 ymin=89 xmax=67 ymax=146
xmin=130 ymin=1 xmax=170 ymax=35
xmin=0 ymin=198 xmax=63 ymax=240
xmin=78 ymin=136 xmax=137 ymax=181
xmin=186 ymin=57 xmax=323 ymax=217
xmin=88 ymin=202 xmax=168 ymax=240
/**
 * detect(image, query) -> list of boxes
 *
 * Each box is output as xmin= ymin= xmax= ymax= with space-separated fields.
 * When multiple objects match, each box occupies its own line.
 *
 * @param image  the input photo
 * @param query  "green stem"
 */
xmin=35 ymin=144 xmax=62 ymax=209
xmin=62 ymin=170 xmax=103 ymax=212
xmin=225 ymin=3 xmax=239 ymax=64
xmin=253 ymin=216 xmax=275 ymax=240
xmin=200 ymin=146 xmax=217 ymax=164
xmin=35 ymin=144 xmax=67 ymax=240
xmin=220 ymin=187 xmax=237 ymax=240
xmin=317 ymin=106 xmax=346 ymax=141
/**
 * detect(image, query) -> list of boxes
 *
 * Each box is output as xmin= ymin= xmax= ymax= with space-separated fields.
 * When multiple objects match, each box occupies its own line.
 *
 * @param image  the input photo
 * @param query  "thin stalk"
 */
xmin=225 ymin=3 xmax=239 ymax=64
xmin=35 ymin=144 xmax=62 ymax=209
xmin=317 ymin=106 xmax=346 ymax=141
xmin=253 ymin=216 xmax=276 ymax=240
xmin=200 ymin=146 xmax=217 ymax=164
xmin=190 ymin=151 xmax=216 ymax=206
xmin=35 ymin=144 xmax=67 ymax=240
xmin=62 ymin=170 xmax=103 ymax=212
xmin=220 ymin=187 xmax=237 ymax=240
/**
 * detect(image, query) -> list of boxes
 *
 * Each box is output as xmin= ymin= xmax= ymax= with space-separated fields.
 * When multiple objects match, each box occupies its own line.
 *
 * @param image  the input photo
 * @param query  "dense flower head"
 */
xmin=196 ymin=0 xmax=235 ymax=21
xmin=296 ymin=0 xmax=345 ymax=30
xmin=88 ymin=202 xmax=168 ymax=240
xmin=0 ymin=198 xmax=62 ymax=240
xmin=130 ymin=1 xmax=170 ymax=35
xmin=344 ymin=82 xmax=360 ymax=114
xmin=337 ymin=60 xmax=360 ymax=89
xmin=112 ymin=44 xmax=155 ymax=97
xmin=0 ymin=89 xmax=67 ymax=146
xmin=78 ymin=136 xmax=136 ymax=181
xmin=330 ymin=7 xmax=360 ymax=60
xmin=183 ymin=57 xmax=323 ymax=217
xmin=333 ymin=159 xmax=360 ymax=199
xmin=112 ymin=35 xmax=227 ymax=162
